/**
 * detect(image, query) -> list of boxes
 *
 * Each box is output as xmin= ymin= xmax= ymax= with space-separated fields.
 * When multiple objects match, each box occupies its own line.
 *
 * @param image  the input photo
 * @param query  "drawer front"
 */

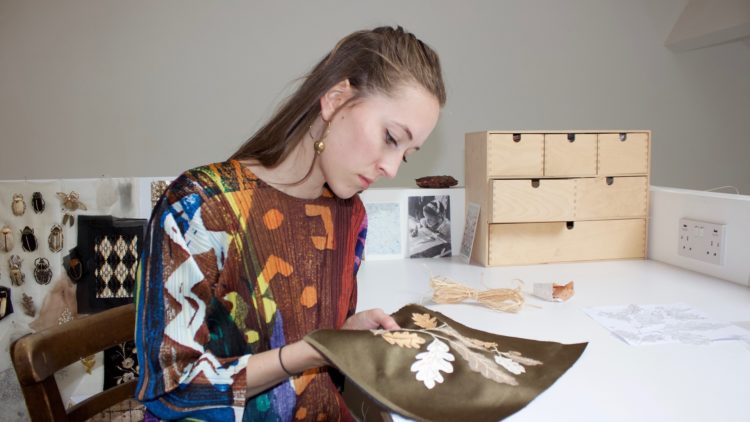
xmin=575 ymin=176 xmax=648 ymax=220
xmin=487 ymin=133 xmax=544 ymax=177
xmin=544 ymin=133 xmax=597 ymax=176
xmin=491 ymin=179 xmax=574 ymax=222
xmin=598 ymin=133 xmax=649 ymax=175
xmin=488 ymin=219 xmax=646 ymax=265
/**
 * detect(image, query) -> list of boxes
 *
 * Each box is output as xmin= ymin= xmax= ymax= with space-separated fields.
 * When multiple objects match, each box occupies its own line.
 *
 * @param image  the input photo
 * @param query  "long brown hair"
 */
xmin=230 ymin=26 xmax=446 ymax=166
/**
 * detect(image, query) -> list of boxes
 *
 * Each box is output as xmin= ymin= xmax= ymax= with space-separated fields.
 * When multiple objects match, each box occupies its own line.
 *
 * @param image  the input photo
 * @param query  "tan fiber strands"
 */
xmin=430 ymin=275 xmax=525 ymax=313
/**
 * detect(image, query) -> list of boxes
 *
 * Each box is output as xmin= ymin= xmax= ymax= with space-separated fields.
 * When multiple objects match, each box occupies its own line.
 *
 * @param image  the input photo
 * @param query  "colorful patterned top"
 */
xmin=135 ymin=160 xmax=367 ymax=421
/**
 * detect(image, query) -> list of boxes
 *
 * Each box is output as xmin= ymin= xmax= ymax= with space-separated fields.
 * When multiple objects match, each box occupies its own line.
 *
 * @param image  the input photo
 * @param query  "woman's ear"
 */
xmin=320 ymin=79 xmax=354 ymax=121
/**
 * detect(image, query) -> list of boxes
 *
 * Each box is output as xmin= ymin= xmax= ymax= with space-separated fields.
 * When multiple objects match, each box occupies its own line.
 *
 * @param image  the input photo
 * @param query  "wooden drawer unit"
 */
xmin=491 ymin=179 xmax=574 ymax=223
xmin=487 ymin=133 xmax=544 ymax=177
xmin=544 ymin=133 xmax=597 ymax=176
xmin=466 ymin=130 xmax=650 ymax=266
xmin=488 ymin=219 xmax=647 ymax=266
xmin=575 ymin=176 xmax=648 ymax=220
xmin=598 ymin=132 xmax=650 ymax=175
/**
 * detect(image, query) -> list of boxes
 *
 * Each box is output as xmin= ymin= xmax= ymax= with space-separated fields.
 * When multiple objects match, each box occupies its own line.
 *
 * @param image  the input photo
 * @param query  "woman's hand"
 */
xmin=342 ymin=308 xmax=400 ymax=330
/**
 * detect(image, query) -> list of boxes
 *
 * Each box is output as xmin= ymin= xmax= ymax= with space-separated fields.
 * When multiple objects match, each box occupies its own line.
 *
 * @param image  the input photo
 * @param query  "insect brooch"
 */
xmin=1 ymin=225 xmax=12 ymax=252
xmin=9 ymin=255 xmax=25 ymax=286
xmin=58 ymin=191 xmax=87 ymax=227
xmin=34 ymin=257 xmax=53 ymax=285
xmin=11 ymin=193 xmax=26 ymax=216
xmin=21 ymin=293 xmax=35 ymax=317
xmin=0 ymin=287 xmax=12 ymax=321
xmin=32 ymin=191 xmax=45 ymax=213
xmin=48 ymin=224 xmax=64 ymax=253
xmin=65 ymin=249 xmax=83 ymax=282
xmin=20 ymin=226 xmax=38 ymax=252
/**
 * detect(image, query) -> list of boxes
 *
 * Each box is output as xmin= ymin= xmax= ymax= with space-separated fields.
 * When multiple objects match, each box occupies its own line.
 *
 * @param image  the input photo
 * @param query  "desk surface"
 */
xmin=355 ymin=258 xmax=750 ymax=422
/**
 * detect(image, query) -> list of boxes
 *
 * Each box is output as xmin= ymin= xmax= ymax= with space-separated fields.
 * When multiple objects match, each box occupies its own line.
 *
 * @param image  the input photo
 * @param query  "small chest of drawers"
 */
xmin=465 ymin=130 xmax=650 ymax=266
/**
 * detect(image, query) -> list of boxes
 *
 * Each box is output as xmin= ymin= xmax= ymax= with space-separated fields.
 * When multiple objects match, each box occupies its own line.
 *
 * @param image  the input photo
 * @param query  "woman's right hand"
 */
xmin=341 ymin=308 xmax=400 ymax=331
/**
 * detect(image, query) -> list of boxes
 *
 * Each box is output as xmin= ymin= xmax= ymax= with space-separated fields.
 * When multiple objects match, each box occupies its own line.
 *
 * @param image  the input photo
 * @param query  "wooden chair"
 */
xmin=11 ymin=303 xmax=137 ymax=422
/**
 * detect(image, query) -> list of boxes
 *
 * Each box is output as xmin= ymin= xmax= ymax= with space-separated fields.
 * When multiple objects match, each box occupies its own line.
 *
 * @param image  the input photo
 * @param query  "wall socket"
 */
xmin=678 ymin=218 xmax=726 ymax=265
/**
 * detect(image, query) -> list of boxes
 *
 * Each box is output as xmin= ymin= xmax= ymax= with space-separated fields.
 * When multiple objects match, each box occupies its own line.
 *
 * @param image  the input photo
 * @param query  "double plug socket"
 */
xmin=678 ymin=218 xmax=726 ymax=265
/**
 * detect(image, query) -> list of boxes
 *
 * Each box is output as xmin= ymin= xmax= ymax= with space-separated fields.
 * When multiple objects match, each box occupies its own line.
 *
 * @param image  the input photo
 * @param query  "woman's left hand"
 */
xmin=342 ymin=308 xmax=400 ymax=330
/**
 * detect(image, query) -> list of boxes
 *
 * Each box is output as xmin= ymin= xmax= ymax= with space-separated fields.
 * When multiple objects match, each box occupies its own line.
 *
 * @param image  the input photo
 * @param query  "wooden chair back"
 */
xmin=11 ymin=303 xmax=137 ymax=422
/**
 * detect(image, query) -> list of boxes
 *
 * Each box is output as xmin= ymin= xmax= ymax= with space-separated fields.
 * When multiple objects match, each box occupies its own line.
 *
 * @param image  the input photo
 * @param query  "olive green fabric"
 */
xmin=305 ymin=304 xmax=587 ymax=422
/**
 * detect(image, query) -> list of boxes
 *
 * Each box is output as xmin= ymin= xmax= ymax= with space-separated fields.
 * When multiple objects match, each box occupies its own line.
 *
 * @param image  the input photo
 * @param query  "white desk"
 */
xmin=355 ymin=258 xmax=750 ymax=422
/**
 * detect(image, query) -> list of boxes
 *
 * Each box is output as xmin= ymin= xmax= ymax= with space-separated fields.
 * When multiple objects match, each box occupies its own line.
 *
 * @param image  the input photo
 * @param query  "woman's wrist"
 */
xmin=282 ymin=340 xmax=327 ymax=373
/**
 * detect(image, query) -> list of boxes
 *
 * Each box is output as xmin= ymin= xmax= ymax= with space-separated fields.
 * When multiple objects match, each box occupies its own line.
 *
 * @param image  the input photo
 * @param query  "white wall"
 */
xmin=1 ymin=0 xmax=749 ymax=193
xmin=649 ymin=186 xmax=750 ymax=286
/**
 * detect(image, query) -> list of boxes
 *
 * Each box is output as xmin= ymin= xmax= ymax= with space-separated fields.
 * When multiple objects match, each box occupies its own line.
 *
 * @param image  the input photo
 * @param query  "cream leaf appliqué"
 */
xmin=494 ymin=353 xmax=526 ymax=375
xmin=410 ymin=339 xmax=455 ymax=389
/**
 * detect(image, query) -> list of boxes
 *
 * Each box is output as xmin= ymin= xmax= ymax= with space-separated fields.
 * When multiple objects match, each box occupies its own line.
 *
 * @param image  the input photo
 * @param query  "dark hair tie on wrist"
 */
xmin=278 ymin=345 xmax=295 ymax=377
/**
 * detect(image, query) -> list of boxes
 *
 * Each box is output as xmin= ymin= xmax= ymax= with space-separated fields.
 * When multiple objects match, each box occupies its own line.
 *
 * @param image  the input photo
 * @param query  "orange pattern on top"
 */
xmin=300 ymin=286 xmax=317 ymax=308
xmin=293 ymin=368 xmax=319 ymax=395
xmin=261 ymin=255 xmax=293 ymax=284
xmin=263 ymin=209 xmax=284 ymax=230
xmin=305 ymin=205 xmax=334 ymax=250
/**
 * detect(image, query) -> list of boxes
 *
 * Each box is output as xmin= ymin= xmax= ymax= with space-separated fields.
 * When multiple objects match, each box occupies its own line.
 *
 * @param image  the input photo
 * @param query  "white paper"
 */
xmin=584 ymin=303 xmax=750 ymax=346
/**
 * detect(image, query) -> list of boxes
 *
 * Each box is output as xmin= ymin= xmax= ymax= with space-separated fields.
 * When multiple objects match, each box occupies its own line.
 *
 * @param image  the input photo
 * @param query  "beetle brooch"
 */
xmin=34 ymin=257 xmax=52 ymax=285
xmin=48 ymin=224 xmax=64 ymax=253
xmin=32 ymin=191 xmax=45 ymax=213
xmin=1 ymin=225 xmax=12 ymax=252
xmin=20 ymin=226 xmax=37 ymax=252
xmin=65 ymin=249 xmax=83 ymax=282
xmin=9 ymin=255 xmax=25 ymax=286
xmin=11 ymin=193 xmax=26 ymax=216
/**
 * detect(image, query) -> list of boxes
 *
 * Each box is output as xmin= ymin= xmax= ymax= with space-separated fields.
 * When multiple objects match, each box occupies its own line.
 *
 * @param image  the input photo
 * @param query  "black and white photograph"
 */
xmin=407 ymin=195 xmax=451 ymax=258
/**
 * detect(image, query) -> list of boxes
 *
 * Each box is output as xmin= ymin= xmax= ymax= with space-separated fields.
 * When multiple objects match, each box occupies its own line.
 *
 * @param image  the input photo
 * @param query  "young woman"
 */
xmin=135 ymin=26 xmax=445 ymax=421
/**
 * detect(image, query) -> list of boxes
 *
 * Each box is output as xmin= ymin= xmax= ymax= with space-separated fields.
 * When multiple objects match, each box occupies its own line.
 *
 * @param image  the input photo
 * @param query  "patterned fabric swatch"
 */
xmin=94 ymin=235 xmax=139 ymax=299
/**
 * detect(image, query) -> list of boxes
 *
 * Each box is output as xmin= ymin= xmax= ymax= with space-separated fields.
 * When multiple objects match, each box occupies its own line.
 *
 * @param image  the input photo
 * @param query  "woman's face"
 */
xmin=424 ymin=213 xmax=441 ymax=228
xmin=318 ymin=82 xmax=441 ymax=199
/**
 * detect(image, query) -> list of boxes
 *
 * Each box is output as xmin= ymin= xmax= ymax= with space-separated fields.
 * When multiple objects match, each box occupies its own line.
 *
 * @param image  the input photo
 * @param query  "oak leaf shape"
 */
xmin=469 ymin=338 xmax=498 ymax=350
xmin=412 ymin=313 xmax=438 ymax=329
xmin=380 ymin=331 xmax=426 ymax=349
xmin=494 ymin=353 xmax=526 ymax=375
xmin=410 ymin=339 xmax=455 ymax=389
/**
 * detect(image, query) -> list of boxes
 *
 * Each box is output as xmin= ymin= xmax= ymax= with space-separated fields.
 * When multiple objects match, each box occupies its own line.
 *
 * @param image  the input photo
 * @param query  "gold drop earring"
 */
xmin=311 ymin=119 xmax=331 ymax=155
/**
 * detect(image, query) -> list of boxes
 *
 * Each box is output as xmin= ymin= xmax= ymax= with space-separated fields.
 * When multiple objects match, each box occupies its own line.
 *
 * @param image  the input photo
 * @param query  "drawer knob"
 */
xmin=566 ymin=221 xmax=575 ymax=230
xmin=531 ymin=179 xmax=540 ymax=188
xmin=619 ymin=133 xmax=627 ymax=142
xmin=567 ymin=133 xmax=575 ymax=142
xmin=606 ymin=176 xmax=614 ymax=185
xmin=513 ymin=133 xmax=521 ymax=142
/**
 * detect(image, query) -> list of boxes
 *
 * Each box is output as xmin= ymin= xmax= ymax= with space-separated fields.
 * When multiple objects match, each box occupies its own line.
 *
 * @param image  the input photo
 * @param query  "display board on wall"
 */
xmin=0 ymin=176 xmax=172 ymax=410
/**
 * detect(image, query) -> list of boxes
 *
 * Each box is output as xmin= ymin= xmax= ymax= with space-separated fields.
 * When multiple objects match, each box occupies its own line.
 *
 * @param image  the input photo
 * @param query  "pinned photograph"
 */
xmin=408 ymin=195 xmax=451 ymax=258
